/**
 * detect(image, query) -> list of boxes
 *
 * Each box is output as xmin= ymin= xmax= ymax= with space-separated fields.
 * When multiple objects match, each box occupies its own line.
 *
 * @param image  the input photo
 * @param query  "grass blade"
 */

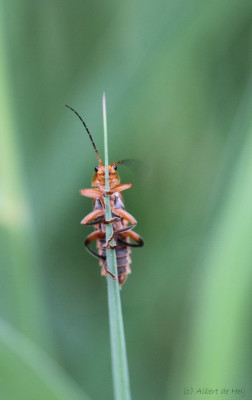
xmin=0 ymin=317 xmax=91 ymax=400
xmin=0 ymin=10 xmax=50 ymax=347
xmin=102 ymin=93 xmax=131 ymax=400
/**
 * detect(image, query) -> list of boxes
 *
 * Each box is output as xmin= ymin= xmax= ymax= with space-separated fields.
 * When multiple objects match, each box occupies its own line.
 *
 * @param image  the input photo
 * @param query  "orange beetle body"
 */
xmin=66 ymin=104 xmax=144 ymax=285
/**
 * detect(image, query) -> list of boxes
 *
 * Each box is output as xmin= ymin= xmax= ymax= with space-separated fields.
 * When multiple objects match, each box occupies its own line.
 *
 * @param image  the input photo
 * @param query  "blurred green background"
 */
xmin=0 ymin=0 xmax=252 ymax=399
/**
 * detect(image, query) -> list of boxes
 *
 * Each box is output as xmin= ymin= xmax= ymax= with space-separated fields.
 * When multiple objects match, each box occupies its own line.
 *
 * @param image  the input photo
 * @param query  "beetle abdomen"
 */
xmin=97 ymin=236 xmax=131 ymax=285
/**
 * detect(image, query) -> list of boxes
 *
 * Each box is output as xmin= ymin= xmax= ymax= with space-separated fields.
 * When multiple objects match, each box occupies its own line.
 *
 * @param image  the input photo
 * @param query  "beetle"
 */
xmin=65 ymin=104 xmax=144 ymax=285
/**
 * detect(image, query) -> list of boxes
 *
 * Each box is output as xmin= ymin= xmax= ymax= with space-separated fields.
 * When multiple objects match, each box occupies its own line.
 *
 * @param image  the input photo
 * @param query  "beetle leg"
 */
xmin=84 ymin=218 xmax=103 ymax=226
xmin=84 ymin=231 xmax=116 ymax=279
xmin=101 ymin=183 xmax=132 ymax=196
xmin=112 ymin=208 xmax=137 ymax=225
xmin=102 ymin=220 xmax=134 ymax=250
xmin=104 ymin=216 xmax=121 ymax=224
xmin=104 ymin=268 xmax=116 ymax=280
xmin=115 ymin=223 xmax=136 ymax=233
xmin=118 ymin=230 xmax=144 ymax=247
xmin=103 ymin=223 xmax=137 ymax=250
xmin=80 ymin=188 xmax=102 ymax=198
xmin=111 ymin=183 xmax=132 ymax=193
xmin=84 ymin=231 xmax=105 ymax=260
xmin=102 ymin=230 xmax=117 ymax=250
xmin=81 ymin=209 xmax=104 ymax=225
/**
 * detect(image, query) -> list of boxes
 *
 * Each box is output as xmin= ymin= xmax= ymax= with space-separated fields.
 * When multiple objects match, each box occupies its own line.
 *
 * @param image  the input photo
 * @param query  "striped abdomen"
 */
xmin=97 ymin=225 xmax=132 ymax=286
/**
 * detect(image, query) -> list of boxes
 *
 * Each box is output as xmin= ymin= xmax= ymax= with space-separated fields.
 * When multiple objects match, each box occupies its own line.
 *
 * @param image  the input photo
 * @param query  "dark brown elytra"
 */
xmin=65 ymin=104 xmax=144 ymax=285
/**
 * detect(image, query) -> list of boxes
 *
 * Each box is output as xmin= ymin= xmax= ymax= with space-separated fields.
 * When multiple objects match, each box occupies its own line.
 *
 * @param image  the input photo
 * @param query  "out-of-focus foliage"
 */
xmin=0 ymin=0 xmax=251 ymax=399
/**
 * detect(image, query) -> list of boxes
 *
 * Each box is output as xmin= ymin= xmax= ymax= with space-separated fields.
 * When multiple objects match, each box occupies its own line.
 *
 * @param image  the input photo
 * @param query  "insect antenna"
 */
xmin=65 ymin=104 xmax=103 ymax=165
xmin=112 ymin=158 xmax=145 ymax=170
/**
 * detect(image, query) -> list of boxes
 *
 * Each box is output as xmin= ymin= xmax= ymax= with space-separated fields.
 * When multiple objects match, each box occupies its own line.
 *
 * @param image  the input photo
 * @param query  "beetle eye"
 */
xmin=113 ymin=165 xmax=117 ymax=170
xmin=95 ymin=166 xmax=99 ymax=172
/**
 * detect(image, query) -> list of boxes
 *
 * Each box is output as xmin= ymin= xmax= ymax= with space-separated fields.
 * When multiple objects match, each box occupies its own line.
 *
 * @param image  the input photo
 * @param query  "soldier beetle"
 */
xmin=65 ymin=104 xmax=144 ymax=285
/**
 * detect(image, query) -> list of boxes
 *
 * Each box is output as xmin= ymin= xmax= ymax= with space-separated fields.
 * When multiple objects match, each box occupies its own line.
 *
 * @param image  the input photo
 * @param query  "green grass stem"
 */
xmin=0 ymin=317 xmax=90 ymax=400
xmin=102 ymin=93 xmax=131 ymax=400
xmin=0 ymin=12 xmax=49 ymax=348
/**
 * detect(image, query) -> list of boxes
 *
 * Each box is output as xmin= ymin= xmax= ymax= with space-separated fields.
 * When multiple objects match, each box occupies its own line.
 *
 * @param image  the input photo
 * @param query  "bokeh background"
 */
xmin=0 ymin=0 xmax=252 ymax=399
